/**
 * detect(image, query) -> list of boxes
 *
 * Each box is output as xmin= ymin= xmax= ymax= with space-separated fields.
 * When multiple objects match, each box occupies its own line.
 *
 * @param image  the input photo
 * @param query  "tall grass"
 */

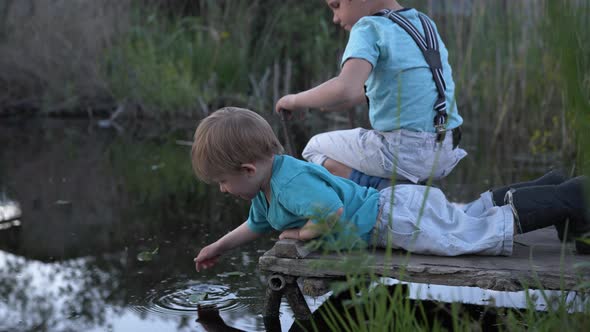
xmin=102 ymin=0 xmax=345 ymax=117
xmin=1 ymin=0 xmax=584 ymax=179
xmin=310 ymin=279 xmax=590 ymax=331
xmin=428 ymin=1 xmax=585 ymax=170
xmin=542 ymin=0 xmax=590 ymax=176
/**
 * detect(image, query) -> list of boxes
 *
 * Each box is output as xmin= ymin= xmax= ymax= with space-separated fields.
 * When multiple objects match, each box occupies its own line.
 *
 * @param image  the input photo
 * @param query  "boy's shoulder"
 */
xmin=359 ymin=8 xmax=435 ymax=24
xmin=273 ymin=154 xmax=319 ymax=174
xmin=353 ymin=8 xmax=425 ymax=31
xmin=271 ymin=155 xmax=328 ymax=186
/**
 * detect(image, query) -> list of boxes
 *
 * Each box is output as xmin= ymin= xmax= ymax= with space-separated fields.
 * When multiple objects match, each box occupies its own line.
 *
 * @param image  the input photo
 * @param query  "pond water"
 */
xmin=0 ymin=118 xmax=571 ymax=331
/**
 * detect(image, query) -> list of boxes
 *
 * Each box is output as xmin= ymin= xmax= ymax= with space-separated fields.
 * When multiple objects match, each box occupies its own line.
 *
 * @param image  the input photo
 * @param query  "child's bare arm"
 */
xmin=318 ymin=93 xmax=367 ymax=112
xmin=194 ymin=221 xmax=262 ymax=271
xmin=279 ymin=208 xmax=344 ymax=241
xmin=275 ymin=59 xmax=371 ymax=113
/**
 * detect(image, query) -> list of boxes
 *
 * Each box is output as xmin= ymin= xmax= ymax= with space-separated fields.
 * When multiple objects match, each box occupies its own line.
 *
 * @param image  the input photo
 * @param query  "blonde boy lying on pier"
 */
xmin=191 ymin=107 xmax=588 ymax=271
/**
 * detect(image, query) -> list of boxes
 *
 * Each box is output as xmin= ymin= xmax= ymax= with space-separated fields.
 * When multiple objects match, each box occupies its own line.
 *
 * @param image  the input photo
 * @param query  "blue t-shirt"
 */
xmin=342 ymin=8 xmax=463 ymax=132
xmin=246 ymin=155 xmax=380 ymax=245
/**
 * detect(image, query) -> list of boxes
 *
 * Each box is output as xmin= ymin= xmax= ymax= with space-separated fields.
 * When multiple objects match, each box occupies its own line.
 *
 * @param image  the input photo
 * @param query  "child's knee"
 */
xmin=301 ymin=135 xmax=324 ymax=164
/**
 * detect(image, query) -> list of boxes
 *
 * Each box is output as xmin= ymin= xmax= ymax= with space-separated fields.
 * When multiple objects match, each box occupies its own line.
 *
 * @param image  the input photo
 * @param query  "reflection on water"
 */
xmin=380 ymin=277 xmax=586 ymax=313
xmin=0 ymin=118 xmax=573 ymax=331
xmin=0 ymin=219 xmax=21 ymax=231
xmin=0 ymin=250 xmax=118 ymax=331
xmin=0 ymin=198 xmax=21 ymax=223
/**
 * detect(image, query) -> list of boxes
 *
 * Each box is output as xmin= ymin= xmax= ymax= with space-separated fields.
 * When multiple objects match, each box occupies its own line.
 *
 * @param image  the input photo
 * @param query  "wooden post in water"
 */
xmin=262 ymin=272 xmax=312 ymax=324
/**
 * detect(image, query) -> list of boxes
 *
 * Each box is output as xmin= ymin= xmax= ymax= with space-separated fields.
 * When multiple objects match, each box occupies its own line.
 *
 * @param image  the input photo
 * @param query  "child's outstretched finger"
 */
xmin=195 ymin=261 xmax=207 ymax=272
xmin=194 ymin=256 xmax=218 ymax=272
xmin=193 ymin=258 xmax=201 ymax=272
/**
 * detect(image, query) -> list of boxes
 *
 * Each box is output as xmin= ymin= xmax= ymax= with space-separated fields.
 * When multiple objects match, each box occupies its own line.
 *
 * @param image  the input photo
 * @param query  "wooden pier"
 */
xmin=258 ymin=228 xmax=590 ymax=321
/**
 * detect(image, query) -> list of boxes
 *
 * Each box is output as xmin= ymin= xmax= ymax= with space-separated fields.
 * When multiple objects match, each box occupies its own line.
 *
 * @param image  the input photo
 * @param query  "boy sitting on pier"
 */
xmin=192 ymin=107 xmax=588 ymax=271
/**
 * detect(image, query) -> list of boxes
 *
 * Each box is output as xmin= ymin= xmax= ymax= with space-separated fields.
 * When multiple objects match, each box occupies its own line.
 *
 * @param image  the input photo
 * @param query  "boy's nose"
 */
xmin=332 ymin=13 xmax=340 ymax=25
xmin=219 ymin=184 xmax=227 ymax=193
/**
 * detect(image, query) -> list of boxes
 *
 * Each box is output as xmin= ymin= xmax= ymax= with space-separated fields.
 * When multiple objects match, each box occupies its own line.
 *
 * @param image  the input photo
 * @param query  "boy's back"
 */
xmin=345 ymin=8 xmax=462 ymax=132
xmin=248 ymin=155 xmax=380 ymax=244
xmin=276 ymin=1 xmax=466 ymax=186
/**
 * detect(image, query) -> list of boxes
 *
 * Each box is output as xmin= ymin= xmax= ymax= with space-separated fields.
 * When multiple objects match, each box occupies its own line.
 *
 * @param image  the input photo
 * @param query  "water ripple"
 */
xmin=132 ymin=278 xmax=256 ymax=317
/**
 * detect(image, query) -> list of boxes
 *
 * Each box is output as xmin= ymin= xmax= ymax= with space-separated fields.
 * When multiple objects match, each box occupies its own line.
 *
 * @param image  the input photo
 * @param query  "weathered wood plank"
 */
xmin=270 ymin=239 xmax=312 ymax=259
xmin=259 ymin=228 xmax=590 ymax=291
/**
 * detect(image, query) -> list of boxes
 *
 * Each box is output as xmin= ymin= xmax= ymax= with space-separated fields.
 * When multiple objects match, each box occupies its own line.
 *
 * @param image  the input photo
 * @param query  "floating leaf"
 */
xmin=189 ymin=293 xmax=208 ymax=303
xmin=137 ymin=247 xmax=159 ymax=261
xmin=136 ymin=252 xmax=153 ymax=261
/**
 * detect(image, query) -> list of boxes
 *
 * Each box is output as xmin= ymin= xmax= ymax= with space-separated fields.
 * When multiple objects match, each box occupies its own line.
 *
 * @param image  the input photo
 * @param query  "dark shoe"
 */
xmin=491 ymin=169 xmax=574 ymax=242
xmin=552 ymin=177 xmax=590 ymax=245
xmin=506 ymin=177 xmax=589 ymax=243
xmin=492 ymin=169 xmax=567 ymax=205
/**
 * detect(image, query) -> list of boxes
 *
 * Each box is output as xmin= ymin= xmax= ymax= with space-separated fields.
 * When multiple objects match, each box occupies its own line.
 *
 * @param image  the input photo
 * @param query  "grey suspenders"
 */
xmin=373 ymin=9 xmax=448 ymax=142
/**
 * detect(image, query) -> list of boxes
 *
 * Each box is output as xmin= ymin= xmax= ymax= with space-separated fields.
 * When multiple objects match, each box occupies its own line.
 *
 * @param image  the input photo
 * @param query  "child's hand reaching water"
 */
xmin=194 ymin=243 xmax=221 ymax=272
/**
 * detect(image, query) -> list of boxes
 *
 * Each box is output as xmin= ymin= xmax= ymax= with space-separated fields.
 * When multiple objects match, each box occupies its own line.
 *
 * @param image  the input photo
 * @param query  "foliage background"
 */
xmin=0 ymin=0 xmax=587 ymax=174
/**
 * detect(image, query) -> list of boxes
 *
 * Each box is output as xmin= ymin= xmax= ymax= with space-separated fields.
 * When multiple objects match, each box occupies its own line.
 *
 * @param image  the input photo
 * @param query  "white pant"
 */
xmin=461 ymin=190 xmax=495 ymax=217
xmin=372 ymin=186 xmax=514 ymax=256
xmin=302 ymin=128 xmax=467 ymax=183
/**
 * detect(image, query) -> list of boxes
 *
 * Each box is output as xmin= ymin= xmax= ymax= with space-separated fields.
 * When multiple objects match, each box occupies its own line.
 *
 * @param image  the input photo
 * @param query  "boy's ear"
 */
xmin=240 ymin=163 xmax=257 ymax=176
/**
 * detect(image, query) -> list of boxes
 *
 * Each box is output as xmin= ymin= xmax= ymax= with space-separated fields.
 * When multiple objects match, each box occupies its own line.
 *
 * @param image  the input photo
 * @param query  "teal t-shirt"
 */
xmin=341 ymin=8 xmax=463 ymax=132
xmin=246 ymin=155 xmax=380 ymax=245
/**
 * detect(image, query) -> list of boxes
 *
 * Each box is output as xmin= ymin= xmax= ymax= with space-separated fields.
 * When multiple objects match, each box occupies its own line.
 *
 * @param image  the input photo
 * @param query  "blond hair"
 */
xmin=191 ymin=107 xmax=284 ymax=183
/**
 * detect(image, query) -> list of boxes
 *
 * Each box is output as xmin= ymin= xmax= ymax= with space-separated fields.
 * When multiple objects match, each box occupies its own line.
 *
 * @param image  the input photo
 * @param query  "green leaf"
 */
xmin=137 ymin=247 xmax=159 ymax=261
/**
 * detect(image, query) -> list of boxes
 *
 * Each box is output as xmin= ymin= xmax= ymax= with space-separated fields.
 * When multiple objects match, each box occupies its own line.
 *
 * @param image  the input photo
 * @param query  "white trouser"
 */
xmin=372 ymin=186 xmax=514 ymax=256
xmin=302 ymin=128 xmax=467 ymax=183
xmin=461 ymin=190 xmax=495 ymax=217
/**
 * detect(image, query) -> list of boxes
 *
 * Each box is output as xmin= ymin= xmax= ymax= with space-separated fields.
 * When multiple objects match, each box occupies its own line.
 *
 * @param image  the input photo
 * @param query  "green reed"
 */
xmin=103 ymin=1 xmax=344 ymax=117
xmin=2 ymin=0 xmax=585 ymax=174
